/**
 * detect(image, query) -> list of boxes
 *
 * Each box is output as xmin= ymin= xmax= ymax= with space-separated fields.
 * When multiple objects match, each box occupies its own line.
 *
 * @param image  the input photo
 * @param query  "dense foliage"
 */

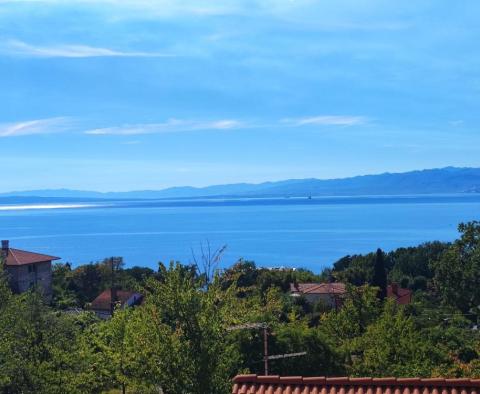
xmin=1 ymin=222 xmax=480 ymax=393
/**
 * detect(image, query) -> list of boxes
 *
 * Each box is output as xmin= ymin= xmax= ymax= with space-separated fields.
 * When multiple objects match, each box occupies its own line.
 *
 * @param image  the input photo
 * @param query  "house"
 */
xmin=290 ymin=282 xmax=413 ymax=307
xmin=290 ymin=282 xmax=346 ymax=309
xmin=90 ymin=288 xmax=143 ymax=318
xmin=1 ymin=240 xmax=59 ymax=301
xmin=232 ymin=375 xmax=480 ymax=394
xmin=387 ymin=282 xmax=413 ymax=305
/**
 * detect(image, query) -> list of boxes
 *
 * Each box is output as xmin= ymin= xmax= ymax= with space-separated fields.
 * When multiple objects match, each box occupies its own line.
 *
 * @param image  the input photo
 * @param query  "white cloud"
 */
xmin=86 ymin=116 xmax=369 ymax=136
xmin=0 ymin=117 xmax=70 ymax=137
xmin=2 ymin=40 xmax=173 ymax=58
xmin=85 ymin=119 xmax=244 ymax=135
xmin=283 ymin=115 xmax=368 ymax=127
xmin=0 ymin=116 xmax=367 ymax=138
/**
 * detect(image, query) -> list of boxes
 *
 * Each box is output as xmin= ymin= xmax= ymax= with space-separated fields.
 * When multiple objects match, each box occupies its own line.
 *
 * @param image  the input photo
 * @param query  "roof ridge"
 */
xmin=233 ymin=375 xmax=480 ymax=387
xmin=8 ymin=248 xmax=20 ymax=264
xmin=9 ymin=247 xmax=60 ymax=258
xmin=302 ymin=282 xmax=345 ymax=294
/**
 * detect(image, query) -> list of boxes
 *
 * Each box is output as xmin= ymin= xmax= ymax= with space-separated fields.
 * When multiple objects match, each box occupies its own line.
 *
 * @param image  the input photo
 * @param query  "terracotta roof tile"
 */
xmin=232 ymin=376 xmax=480 ymax=394
xmin=90 ymin=289 xmax=143 ymax=311
xmin=3 ymin=248 xmax=60 ymax=266
xmin=387 ymin=285 xmax=412 ymax=305
xmin=290 ymin=283 xmax=347 ymax=295
xmin=291 ymin=282 xmax=413 ymax=305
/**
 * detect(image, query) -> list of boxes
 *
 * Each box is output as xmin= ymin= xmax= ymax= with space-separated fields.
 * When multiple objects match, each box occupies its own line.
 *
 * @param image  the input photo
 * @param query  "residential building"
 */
xmin=290 ymin=282 xmax=413 ymax=307
xmin=232 ymin=375 xmax=480 ymax=394
xmin=90 ymin=288 xmax=143 ymax=318
xmin=1 ymin=240 xmax=59 ymax=301
xmin=387 ymin=282 xmax=413 ymax=305
xmin=290 ymin=282 xmax=346 ymax=309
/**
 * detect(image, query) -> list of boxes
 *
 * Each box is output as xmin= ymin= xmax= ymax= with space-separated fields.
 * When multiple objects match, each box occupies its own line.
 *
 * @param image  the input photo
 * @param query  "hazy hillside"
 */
xmin=2 ymin=167 xmax=480 ymax=200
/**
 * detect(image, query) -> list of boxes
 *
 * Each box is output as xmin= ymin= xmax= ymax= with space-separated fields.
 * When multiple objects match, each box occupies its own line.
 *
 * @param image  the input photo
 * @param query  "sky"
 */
xmin=1 ymin=0 xmax=480 ymax=192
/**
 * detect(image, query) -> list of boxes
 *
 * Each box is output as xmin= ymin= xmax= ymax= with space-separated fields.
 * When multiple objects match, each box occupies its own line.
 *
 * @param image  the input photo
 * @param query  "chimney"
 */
xmin=1 ymin=240 xmax=9 ymax=258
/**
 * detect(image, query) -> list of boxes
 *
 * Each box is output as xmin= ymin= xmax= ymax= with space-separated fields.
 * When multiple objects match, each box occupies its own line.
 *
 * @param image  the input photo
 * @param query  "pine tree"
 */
xmin=372 ymin=248 xmax=387 ymax=300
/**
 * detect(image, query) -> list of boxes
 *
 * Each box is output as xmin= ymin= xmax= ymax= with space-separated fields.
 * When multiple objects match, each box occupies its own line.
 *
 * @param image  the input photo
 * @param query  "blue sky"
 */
xmin=1 ymin=0 xmax=480 ymax=192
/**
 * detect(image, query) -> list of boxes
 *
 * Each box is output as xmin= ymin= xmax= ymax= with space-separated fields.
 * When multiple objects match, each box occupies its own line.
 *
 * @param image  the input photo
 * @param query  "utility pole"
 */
xmin=263 ymin=325 xmax=269 ymax=375
xmin=110 ymin=257 xmax=120 ymax=316
xmin=227 ymin=322 xmax=306 ymax=376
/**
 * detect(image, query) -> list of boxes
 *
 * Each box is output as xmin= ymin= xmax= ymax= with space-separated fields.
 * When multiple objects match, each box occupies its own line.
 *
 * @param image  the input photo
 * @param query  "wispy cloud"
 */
xmin=85 ymin=119 xmax=244 ymax=135
xmin=283 ymin=115 xmax=368 ymax=127
xmin=86 ymin=116 xmax=369 ymax=136
xmin=0 ymin=117 xmax=70 ymax=137
xmin=2 ymin=40 xmax=173 ymax=58
xmin=1 ymin=115 xmax=368 ymax=138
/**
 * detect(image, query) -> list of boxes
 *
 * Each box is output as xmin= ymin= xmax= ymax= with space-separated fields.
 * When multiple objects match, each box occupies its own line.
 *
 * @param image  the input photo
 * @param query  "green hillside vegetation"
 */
xmin=2 ymin=222 xmax=480 ymax=393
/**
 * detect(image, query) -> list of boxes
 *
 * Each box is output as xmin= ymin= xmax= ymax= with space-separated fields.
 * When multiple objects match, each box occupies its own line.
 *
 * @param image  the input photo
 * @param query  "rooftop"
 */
xmin=90 ymin=289 xmax=143 ymax=311
xmin=3 ymin=247 xmax=60 ymax=266
xmin=291 ymin=282 xmax=413 ymax=305
xmin=290 ymin=282 xmax=347 ymax=295
xmin=232 ymin=375 xmax=480 ymax=394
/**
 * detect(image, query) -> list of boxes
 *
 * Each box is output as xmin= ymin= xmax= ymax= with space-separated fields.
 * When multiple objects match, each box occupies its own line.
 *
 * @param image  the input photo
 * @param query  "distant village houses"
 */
xmin=90 ymin=288 xmax=143 ymax=319
xmin=290 ymin=282 xmax=346 ymax=309
xmin=1 ymin=240 xmax=58 ymax=301
xmin=290 ymin=281 xmax=412 ymax=307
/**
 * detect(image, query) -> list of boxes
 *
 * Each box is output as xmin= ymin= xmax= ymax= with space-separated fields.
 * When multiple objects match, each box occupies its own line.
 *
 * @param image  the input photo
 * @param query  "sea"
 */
xmin=1 ymin=195 xmax=479 ymax=272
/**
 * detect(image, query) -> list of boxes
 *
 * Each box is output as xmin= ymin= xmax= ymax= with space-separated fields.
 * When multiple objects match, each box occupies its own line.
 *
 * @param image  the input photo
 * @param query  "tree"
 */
xmin=349 ymin=300 xmax=438 ymax=377
xmin=333 ymin=253 xmax=376 ymax=286
xmin=320 ymin=285 xmax=381 ymax=369
xmin=0 ymin=290 xmax=88 ymax=393
xmin=268 ymin=321 xmax=344 ymax=376
xmin=431 ymin=221 xmax=480 ymax=313
xmin=91 ymin=262 xmax=243 ymax=393
xmin=372 ymin=248 xmax=387 ymax=300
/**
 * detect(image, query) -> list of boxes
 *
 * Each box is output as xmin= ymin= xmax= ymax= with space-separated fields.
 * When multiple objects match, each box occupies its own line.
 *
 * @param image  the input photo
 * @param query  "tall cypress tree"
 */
xmin=372 ymin=248 xmax=387 ymax=300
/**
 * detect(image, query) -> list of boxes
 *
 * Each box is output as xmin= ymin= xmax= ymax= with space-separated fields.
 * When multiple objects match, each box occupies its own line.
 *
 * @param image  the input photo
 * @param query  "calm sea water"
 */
xmin=1 ymin=195 xmax=479 ymax=272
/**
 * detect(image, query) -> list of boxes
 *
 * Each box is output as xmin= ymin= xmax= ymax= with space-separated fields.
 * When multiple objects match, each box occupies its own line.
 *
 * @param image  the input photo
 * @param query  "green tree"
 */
xmin=350 ymin=300 xmax=438 ymax=377
xmin=320 ymin=285 xmax=381 ymax=370
xmin=431 ymin=221 xmax=480 ymax=313
xmin=372 ymin=248 xmax=387 ymax=300
xmin=92 ymin=262 xmax=243 ymax=393
xmin=0 ymin=290 xmax=87 ymax=393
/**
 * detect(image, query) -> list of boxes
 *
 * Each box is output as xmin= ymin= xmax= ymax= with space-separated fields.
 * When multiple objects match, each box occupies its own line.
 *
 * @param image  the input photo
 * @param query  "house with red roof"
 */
xmin=1 ymin=240 xmax=59 ymax=300
xmin=387 ymin=282 xmax=413 ymax=305
xmin=90 ymin=288 xmax=143 ymax=318
xmin=290 ymin=282 xmax=346 ymax=309
xmin=232 ymin=375 xmax=480 ymax=394
xmin=290 ymin=282 xmax=413 ymax=308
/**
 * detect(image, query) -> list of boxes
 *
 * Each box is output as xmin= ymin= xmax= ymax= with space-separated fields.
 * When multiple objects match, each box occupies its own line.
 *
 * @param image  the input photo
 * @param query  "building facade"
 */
xmin=290 ymin=281 xmax=413 ymax=308
xmin=90 ymin=288 xmax=143 ymax=318
xmin=1 ymin=240 xmax=59 ymax=301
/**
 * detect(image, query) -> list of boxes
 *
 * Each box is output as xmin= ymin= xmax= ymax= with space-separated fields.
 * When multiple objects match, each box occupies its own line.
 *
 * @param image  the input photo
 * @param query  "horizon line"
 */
xmin=0 ymin=165 xmax=474 ymax=195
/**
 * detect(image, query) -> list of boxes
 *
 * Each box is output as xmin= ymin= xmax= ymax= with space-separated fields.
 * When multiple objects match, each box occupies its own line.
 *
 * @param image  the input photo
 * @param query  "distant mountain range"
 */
xmin=2 ymin=167 xmax=480 ymax=201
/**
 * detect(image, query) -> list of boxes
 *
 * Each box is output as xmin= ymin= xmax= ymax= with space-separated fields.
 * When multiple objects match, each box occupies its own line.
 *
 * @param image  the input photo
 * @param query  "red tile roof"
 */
xmin=90 ymin=289 xmax=143 ymax=311
xmin=290 ymin=283 xmax=347 ymax=295
xmin=3 ymin=248 xmax=60 ymax=266
xmin=232 ymin=375 xmax=480 ymax=394
xmin=291 ymin=283 xmax=413 ymax=305
xmin=387 ymin=284 xmax=413 ymax=305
